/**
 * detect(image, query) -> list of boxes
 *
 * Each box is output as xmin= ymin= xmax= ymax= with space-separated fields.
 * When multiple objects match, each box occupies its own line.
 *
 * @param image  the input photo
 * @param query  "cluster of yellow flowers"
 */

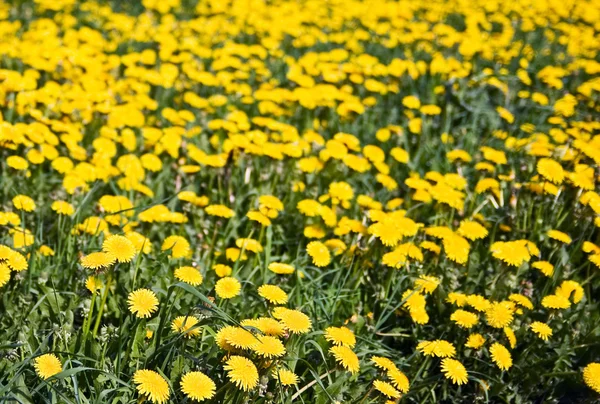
xmin=2 ymin=0 xmax=600 ymax=401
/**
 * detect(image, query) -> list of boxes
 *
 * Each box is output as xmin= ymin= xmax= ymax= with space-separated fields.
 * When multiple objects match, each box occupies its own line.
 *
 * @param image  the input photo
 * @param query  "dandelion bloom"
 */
xmin=258 ymin=284 xmax=288 ymax=304
xmin=268 ymin=262 xmax=295 ymax=275
xmin=161 ymin=235 xmax=191 ymax=259
xmin=530 ymin=321 xmax=552 ymax=340
xmin=388 ymin=369 xmax=410 ymax=393
xmin=273 ymin=368 xmax=299 ymax=386
xmin=541 ymin=294 xmax=571 ymax=309
xmin=532 ymin=261 xmax=554 ymax=277
xmin=213 ymin=264 xmax=232 ymax=277
xmin=51 ymin=201 xmax=75 ymax=215
xmin=485 ymin=301 xmax=515 ymax=328
xmin=489 ymin=342 xmax=512 ymax=371
xmin=0 ymin=263 xmax=10 ymax=288
xmin=537 ymin=158 xmax=564 ymax=184
xmin=465 ymin=333 xmax=486 ymax=349
xmin=174 ymin=266 xmax=203 ymax=286
xmin=440 ymin=358 xmax=468 ymax=385
xmin=306 ymin=241 xmax=331 ymax=267
xmin=450 ymin=309 xmax=479 ymax=329
xmin=417 ymin=340 xmax=456 ymax=358
xmin=273 ymin=308 xmax=312 ymax=334
xmin=583 ymin=363 xmax=600 ymax=393
xmin=80 ymin=252 xmax=116 ymax=270
xmin=414 ymin=275 xmax=440 ymax=294
xmin=171 ymin=316 xmax=201 ymax=337
xmin=133 ymin=369 xmax=170 ymax=404
xmin=34 ymin=354 xmax=62 ymax=379
xmin=547 ymin=230 xmax=571 ymax=244
xmin=251 ymin=335 xmax=286 ymax=358
xmin=103 ymin=235 xmax=136 ymax=263
xmin=85 ymin=276 xmax=103 ymax=294
xmin=215 ymin=277 xmax=241 ymax=299
xmin=180 ymin=371 xmax=216 ymax=401
xmin=128 ymin=289 xmax=159 ymax=318
xmin=324 ymin=326 xmax=356 ymax=347
xmin=457 ymin=220 xmax=488 ymax=240
xmin=329 ymin=345 xmax=360 ymax=374
xmin=12 ymin=195 xmax=36 ymax=212
xmin=241 ymin=317 xmax=285 ymax=337
xmin=224 ymin=356 xmax=259 ymax=391
xmin=372 ymin=356 xmax=397 ymax=371
xmin=205 ymin=204 xmax=235 ymax=218
xmin=373 ymin=380 xmax=401 ymax=399
xmin=235 ymin=238 xmax=263 ymax=253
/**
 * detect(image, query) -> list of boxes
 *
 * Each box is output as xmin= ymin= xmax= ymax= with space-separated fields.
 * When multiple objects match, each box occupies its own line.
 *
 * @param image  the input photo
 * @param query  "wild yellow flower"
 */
xmin=174 ymin=266 xmax=203 ymax=286
xmin=329 ymin=345 xmax=360 ymax=374
xmin=306 ymin=241 xmax=331 ymax=267
xmin=530 ymin=321 xmax=552 ymax=340
xmin=215 ymin=277 xmax=241 ymax=299
xmin=133 ymin=369 xmax=170 ymax=404
xmin=128 ymin=289 xmax=159 ymax=318
xmin=489 ymin=342 xmax=512 ymax=371
xmin=103 ymin=235 xmax=136 ymax=263
xmin=34 ymin=354 xmax=62 ymax=379
xmin=180 ymin=371 xmax=216 ymax=401
xmin=373 ymin=380 xmax=401 ymax=399
xmin=258 ymin=284 xmax=288 ymax=304
xmin=440 ymin=358 xmax=468 ymax=385
xmin=583 ymin=363 xmax=600 ymax=393
xmin=171 ymin=316 xmax=201 ymax=338
xmin=324 ymin=326 xmax=356 ymax=348
xmin=224 ymin=356 xmax=259 ymax=391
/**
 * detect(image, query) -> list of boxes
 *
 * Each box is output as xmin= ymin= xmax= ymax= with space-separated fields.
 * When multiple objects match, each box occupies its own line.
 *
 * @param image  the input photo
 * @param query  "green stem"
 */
xmin=92 ymin=271 xmax=113 ymax=337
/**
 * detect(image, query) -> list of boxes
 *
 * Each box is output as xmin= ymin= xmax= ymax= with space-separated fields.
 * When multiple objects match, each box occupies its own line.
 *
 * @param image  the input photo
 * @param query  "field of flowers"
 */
xmin=1 ymin=0 xmax=600 ymax=402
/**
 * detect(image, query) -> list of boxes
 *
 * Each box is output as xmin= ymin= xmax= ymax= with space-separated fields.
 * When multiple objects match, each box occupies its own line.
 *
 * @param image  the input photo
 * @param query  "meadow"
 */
xmin=1 ymin=0 xmax=600 ymax=402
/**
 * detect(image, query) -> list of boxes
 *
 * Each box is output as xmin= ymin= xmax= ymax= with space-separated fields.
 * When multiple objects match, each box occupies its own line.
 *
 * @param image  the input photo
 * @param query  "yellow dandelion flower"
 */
xmin=171 ymin=316 xmax=201 ymax=338
xmin=486 ymin=301 xmax=515 ymax=328
xmin=34 ymin=354 xmax=62 ymax=379
xmin=414 ymin=275 xmax=440 ymax=294
xmin=547 ymin=230 xmax=571 ymax=244
xmin=465 ymin=333 xmax=486 ymax=349
xmin=440 ymin=358 xmax=468 ymax=385
xmin=215 ymin=277 xmax=241 ymax=299
xmin=251 ymin=335 xmax=286 ymax=358
xmin=324 ymin=326 xmax=356 ymax=348
xmin=180 ymin=371 xmax=216 ymax=401
xmin=235 ymin=238 xmax=263 ymax=253
xmin=509 ymin=294 xmax=533 ymax=310
xmin=51 ymin=201 xmax=75 ymax=215
xmin=388 ymin=369 xmax=410 ymax=393
xmin=307 ymin=241 xmax=331 ymax=267
xmin=12 ymin=195 xmax=36 ymax=212
xmin=85 ymin=276 xmax=103 ymax=294
xmin=457 ymin=220 xmax=488 ymax=240
xmin=161 ymin=235 xmax=191 ymax=259
xmin=103 ymin=235 xmax=136 ymax=263
xmin=128 ymin=289 xmax=159 ymax=318
xmin=274 ymin=308 xmax=312 ymax=334
xmin=542 ymin=294 xmax=571 ymax=309
xmin=373 ymin=380 xmax=401 ymax=399
xmin=537 ymin=158 xmax=564 ymax=184
xmin=556 ymin=280 xmax=584 ymax=303
xmin=273 ymin=368 xmax=299 ymax=386
xmin=372 ymin=356 xmax=397 ymax=371
xmin=213 ymin=264 xmax=232 ymax=277
xmin=205 ymin=204 xmax=235 ymax=218
xmin=450 ymin=309 xmax=479 ymax=329
xmin=583 ymin=363 xmax=600 ymax=393
xmin=80 ymin=252 xmax=115 ymax=270
xmin=489 ymin=342 xmax=512 ymax=371
xmin=0 ymin=263 xmax=10 ymax=288
xmin=417 ymin=340 xmax=456 ymax=358
xmin=530 ymin=321 xmax=552 ymax=341
xmin=532 ymin=261 xmax=554 ymax=277
xmin=258 ymin=284 xmax=288 ymax=304
xmin=241 ymin=317 xmax=285 ymax=337
xmin=133 ymin=369 xmax=170 ymax=404
xmin=504 ymin=327 xmax=517 ymax=348
xmin=268 ymin=262 xmax=295 ymax=275
xmin=329 ymin=345 xmax=360 ymax=374
xmin=174 ymin=266 xmax=203 ymax=286
xmin=224 ymin=356 xmax=259 ymax=391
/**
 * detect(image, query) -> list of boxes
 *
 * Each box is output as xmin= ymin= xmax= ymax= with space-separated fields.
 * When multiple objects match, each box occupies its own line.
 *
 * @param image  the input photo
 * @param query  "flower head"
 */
xmin=583 ymin=363 xmax=600 ymax=393
xmin=133 ymin=369 xmax=170 ymax=404
xmin=175 ymin=266 xmax=203 ymax=286
xmin=489 ymin=342 xmax=512 ymax=371
xmin=329 ymin=345 xmax=360 ymax=374
xmin=180 ymin=371 xmax=215 ymax=401
xmin=34 ymin=354 xmax=62 ymax=379
xmin=224 ymin=356 xmax=259 ymax=391
xmin=215 ymin=277 xmax=241 ymax=299
xmin=128 ymin=289 xmax=159 ymax=318
xmin=324 ymin=326 xmax=356 ymax=347
xmin=103 ymin=235 xmax=136 ymax=263
xmin=440 ymin=358 xmax=468 ymax=385
xmin=172 ymin=316 xmax=201 ymax=337
xmin=530 ymin=321 xmax=552 ymax=340
xmin=258 ymin=284 xmax=288 ymax=304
